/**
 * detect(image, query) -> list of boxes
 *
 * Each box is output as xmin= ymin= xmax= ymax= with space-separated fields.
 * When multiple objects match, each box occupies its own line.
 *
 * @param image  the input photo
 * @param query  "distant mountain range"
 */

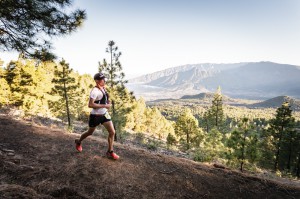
xmin=179 ymin=93 xmax=300 ymax=111
xmin=248 ymin=96 xmax=300 ymax=111
xmin=127 ymin=62 xmax=300 ymax=101
xmin=181 ymin=92 xmax=216 ymax=100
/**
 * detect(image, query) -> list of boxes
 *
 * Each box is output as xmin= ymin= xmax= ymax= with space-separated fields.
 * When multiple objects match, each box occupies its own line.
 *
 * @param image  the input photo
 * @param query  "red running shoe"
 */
xmin=75 ymin=139 xmax=82 ymax=152
xmin=106 ymin=151 xmax=119 ymax=160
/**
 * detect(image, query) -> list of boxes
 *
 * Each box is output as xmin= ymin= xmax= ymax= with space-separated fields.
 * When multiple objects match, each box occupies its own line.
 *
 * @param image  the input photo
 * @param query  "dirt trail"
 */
xmin=0 ymin=115 xmax=299 ymax=199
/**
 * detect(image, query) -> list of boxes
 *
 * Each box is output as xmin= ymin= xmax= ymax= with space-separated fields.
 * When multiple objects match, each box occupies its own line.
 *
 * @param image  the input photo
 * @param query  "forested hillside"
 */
xmin=0 ymin=56 xmax=174 ymax=140
xmin=148 ymin=88 xmax=300 ymax=177
xmin=1 ymin=57 xmax=300 ymax=179
xmin=0 ymin=58 xmax=94 ymax=120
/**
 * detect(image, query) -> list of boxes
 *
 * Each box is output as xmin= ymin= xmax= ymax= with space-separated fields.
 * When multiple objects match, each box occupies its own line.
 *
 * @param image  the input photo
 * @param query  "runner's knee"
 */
xmin=87 ymin=131 xmax=93 ymax=136
xmin=87 ymin=128 xmax=95 ymax=135
xmin=109 ymin=130 xmax=115 ymax=136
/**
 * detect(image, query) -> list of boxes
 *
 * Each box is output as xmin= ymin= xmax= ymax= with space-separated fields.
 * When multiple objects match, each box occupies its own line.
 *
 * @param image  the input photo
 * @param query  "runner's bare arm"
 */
xmin=88 ymin=98 xmax=111 ymax=109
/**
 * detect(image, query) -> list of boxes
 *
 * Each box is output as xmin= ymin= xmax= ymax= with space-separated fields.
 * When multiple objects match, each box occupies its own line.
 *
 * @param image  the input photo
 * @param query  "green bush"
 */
xmin=146 ymin=141 xmax=158 ymax=151
xmin=135 ymin=132 xmax=146 ymax=144
xmin=167 ymin=133 xmax=177 ymax=146
xmin=193 ymin=149 xmax=211 ymax=162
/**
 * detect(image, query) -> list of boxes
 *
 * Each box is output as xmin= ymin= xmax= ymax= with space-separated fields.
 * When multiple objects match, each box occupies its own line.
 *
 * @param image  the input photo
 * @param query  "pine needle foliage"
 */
xmin=50 ymin=59 xmax=77 ymax=127
xmin=0 ymin=0 xmax=86 ymax=61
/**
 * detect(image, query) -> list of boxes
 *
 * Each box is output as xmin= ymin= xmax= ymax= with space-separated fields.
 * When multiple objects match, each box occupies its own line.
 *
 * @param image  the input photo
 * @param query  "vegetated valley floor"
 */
xmin=0 ymin=115 xmax=299 ymax=199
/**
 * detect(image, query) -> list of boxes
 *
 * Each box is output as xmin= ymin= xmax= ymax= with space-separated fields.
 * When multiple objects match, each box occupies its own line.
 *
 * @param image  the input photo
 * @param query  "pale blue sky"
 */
xmin=1 ymin=0 xmax=300 ymax=78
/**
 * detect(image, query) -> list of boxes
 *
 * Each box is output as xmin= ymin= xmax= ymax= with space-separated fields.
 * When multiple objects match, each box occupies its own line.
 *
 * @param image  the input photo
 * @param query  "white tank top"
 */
xmin=89 ymin=87 xmax=107 ymax=115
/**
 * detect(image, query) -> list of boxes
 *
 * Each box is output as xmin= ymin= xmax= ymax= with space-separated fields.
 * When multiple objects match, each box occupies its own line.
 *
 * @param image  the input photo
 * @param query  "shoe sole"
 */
xmin=75 ymin=140 xmax=82 ymax=152
xmin=106 ymin=155 xmax=119 ymax=160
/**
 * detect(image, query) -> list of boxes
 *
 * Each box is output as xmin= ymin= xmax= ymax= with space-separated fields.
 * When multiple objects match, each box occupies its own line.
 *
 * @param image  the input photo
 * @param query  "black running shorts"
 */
xmin=88 ymin=114 xmax=111 ymax=127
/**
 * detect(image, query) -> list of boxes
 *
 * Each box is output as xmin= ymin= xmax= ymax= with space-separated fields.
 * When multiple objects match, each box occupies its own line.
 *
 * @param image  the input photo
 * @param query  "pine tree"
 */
xmin=125 ymin=97 xmax=174 ymax=141
xmin=204 ymin=127 xmax=224 ymax=160
xmin=112 ymin=86 xmax=135 ymax=141
xmin=5 ymin=60 xmax=23 ymax=106
xmin=145 ymin=107 xmax=174 ymax=139
xmin=204 ymin=86 xmax=225 ymax=132
xmin=226 ymin=118 xmax=260 ymax=171
xmin=50 ymin=59 xmax=77 ymax=127
xmin=175 ymin=108 xmax=199 ymax=150
xmin=167 ymin=133 xmax=177 ymax=146
xmin=75 ymin=74 xmax=94 ymax=120
xmin=0 ymin=0 xmax=86 ymax=60
xmin=203 ymin=110 xmax=212 ymax=133
xmin=294 ymin=122 xmax=300 ymax=177
xmin=33 ymin=61 xmax=56 ymax=116
xmin=279 ymin=121 xmax=300 ymax=176
xmin=247 ymin=131 xmax=261 ymax=164
xmin=99 ymin=40 xmax=127 ymax=89
xmin=296 ymin=144 xmax=300 ymax=177
xmin=268 ymin=102 xmax=296 ymax=171
xmin=126 ymin=98 xmax=147 ymax=132
xmin=4 ymin=57 xmax=40 ymax=112
xmin=98 ymin=40 xmax=134 ymax=140
xmin=15 ymin=59 xmax=55 ymax=116
xmin=282 ymin=128 xmax=297 ymax=172
xmin=0 ymin=71 xmax=11 ymax=107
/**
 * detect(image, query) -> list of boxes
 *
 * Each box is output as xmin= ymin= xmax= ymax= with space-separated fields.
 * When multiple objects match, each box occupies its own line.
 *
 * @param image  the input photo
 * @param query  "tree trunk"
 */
xmin=110 ymin=45 xmax=113 ymax=89
xmin=186 ymin=123 xmax=191 ymax=150
xmin=63 ymin=67 xmax=71 ymax=127
xmin=186 ymin=131 xmax=190 ymax=150
xmin=215 ymin=106 xmax=218 ymax=129
xmin=274 ymin=127 xmax=284 ymax=171
xmin=112 ymin=100 xmax=117 ymax=141
xmin=205 ymin=117 xmax=209 ymax=133
xmin=240 ymin=161 xmax=244 ymax=172
xmin=65 ymin=90 xmax=71 ymax=127
xmin=287 ymin=139 xmax=292 ymax=172
xmin=109 ymin=45 xmax=117 ymax=141
xmin=240 ymin=133 xmax=246 ymax=172
xmin=296 ymin=152 xmax=300 ymax=177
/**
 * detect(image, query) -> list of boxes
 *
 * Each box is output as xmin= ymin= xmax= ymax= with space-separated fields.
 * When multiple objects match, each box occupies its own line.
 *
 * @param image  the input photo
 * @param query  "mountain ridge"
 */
xmin=127 ymin=62 xmax=300 ymax=101
xmin=178 ymin=92 xmax=300 ymax=111
xmin=130 ymin=62 xmax=248 ymax=84
xmin=248 ymin=95 xmax=300 ymax=111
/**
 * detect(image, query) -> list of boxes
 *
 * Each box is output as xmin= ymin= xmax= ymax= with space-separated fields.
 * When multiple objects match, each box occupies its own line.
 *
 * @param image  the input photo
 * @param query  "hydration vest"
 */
xmin=94 ymin=87 xmax=109 ymax=104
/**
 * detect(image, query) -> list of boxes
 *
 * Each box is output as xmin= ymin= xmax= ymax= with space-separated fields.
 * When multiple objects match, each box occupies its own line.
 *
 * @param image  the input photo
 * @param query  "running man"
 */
xmin=75 ymin=72 xmax=119 ymax=160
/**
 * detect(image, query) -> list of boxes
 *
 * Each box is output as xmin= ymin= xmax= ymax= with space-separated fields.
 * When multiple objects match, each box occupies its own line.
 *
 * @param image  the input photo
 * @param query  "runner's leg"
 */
xmin=102 ymin=121 xmax=115 ymax=151
xmin=78 ymin=127 xmax=96 ymax=143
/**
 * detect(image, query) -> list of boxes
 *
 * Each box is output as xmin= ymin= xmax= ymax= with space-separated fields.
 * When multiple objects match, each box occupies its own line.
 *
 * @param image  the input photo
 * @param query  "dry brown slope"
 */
xmin=0 ymin=115 xmax=299 ymax=199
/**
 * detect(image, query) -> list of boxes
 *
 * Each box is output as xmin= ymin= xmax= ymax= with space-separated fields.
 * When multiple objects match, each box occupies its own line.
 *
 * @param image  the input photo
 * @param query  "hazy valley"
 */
xmin=127 ymin=62 xmax=300 ymax=101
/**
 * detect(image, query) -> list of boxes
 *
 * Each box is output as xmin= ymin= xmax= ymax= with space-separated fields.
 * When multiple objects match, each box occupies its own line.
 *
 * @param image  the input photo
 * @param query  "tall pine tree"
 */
xmin=0 ymin=66 xmax=11 ymax=107
xmin=204 ymin=86 xmax=225 ymax=132
xmin=4 ymin=56 xmax=41 ymax=113
xmin=226 ymin=118 xmax=260 ymax=171
xmin=204 ymin=127 xmax=224 ymax=160
xmin=268 ymin=102 xmax=296 ymax=171
xmin=175 ymin=108 xmax=199 ymax=150
xmin=98 ymin=40 xmax=134 ymax=140
xmin=50 ymin=59 xmax=77 ymax=127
